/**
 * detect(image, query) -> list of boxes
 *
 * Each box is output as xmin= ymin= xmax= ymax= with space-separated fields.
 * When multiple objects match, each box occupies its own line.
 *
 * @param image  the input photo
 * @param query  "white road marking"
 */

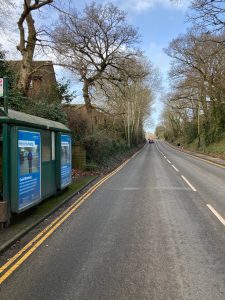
xmin=181 ymin=175 xmax=197 ymax=192
xmin=172 ymin=165 xmax=179 ymax=172
xmin=123 ymin=187 xmax=140 ymax=190
xmin=156 ymin=145 xmax=167 ymax=161
xmin=207 ymin=204 xmax=225 ymax=226
xmin=167 ymin=159 xmax=171 ymax=164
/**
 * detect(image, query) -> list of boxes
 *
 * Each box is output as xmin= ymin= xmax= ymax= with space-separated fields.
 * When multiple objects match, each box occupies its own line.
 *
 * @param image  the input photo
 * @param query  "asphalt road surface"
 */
xmin=1 ymin=141 xmax=225 ymax=300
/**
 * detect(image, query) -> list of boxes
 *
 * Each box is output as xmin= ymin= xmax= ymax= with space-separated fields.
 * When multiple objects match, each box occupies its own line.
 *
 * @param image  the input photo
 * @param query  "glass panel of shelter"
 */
xmin=42 ymin=130 xmax=55 ymax=162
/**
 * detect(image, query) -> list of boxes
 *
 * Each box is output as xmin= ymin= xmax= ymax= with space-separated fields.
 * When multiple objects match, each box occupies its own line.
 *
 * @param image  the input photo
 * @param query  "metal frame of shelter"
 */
xmin=0 ymin=108 xmax=72 ymax=225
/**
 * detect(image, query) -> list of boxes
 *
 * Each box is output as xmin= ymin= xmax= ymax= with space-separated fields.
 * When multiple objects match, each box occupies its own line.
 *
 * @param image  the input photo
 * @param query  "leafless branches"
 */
xmin=163 ymin=27 xmax=225 ymax=142
xmin=190 ymin=0 xmax=225 ymax=32
xmin=0 ymin=0 xmax=15 ymax=29
xmin=93 ymin=57 xmax=158 ymax=144
xmin=48 ymin=2 xmax=140 ymax=110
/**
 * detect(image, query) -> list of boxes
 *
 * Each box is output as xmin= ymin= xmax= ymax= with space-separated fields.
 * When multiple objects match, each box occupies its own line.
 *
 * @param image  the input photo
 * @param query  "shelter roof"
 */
xmin=0 ymin=108 xmax=70 ymax=132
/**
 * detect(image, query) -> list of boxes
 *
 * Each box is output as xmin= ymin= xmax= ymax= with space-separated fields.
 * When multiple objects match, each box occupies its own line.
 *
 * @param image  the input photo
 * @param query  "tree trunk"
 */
xmin=82 ymin=79 xmax=92 ymax=112
xmin=18 ymin=52 xmax=33 ymax=95
xmin=17 ymin=0 xmax=53 ymax=96
xmin=17 ymin=6 xmax=36 ymax=95
xmin=135 ymin=109 xmax=141 ymax=145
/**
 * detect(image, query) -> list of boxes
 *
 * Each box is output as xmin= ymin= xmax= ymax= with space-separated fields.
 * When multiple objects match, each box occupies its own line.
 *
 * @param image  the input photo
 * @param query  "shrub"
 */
xmin=86 ymin=161 xmax=98 ymax=171
xmin=81 ymin=131 xmax=129 ymax=164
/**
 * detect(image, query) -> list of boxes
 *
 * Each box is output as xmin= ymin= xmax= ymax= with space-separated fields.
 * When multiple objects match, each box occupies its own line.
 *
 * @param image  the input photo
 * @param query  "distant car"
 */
xmin=148 ymin=139 xmax=154 ymax=144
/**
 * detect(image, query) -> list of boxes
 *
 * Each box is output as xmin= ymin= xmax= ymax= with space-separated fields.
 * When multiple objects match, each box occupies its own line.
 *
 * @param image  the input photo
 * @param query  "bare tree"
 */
xmin=190 ymin=0 xmax=225 ymax=32
xmin=50 ymin=2 xmax=140 ymax=111
xmin=164 ymin=28 xmax=225 ymax=144
xmin=93 ymin=57 xmax=156 ymax=144
xmin=0 ymin=1 xmax=15 ymax=29
xmin=17 ymin=0 xmax=53 ymax=95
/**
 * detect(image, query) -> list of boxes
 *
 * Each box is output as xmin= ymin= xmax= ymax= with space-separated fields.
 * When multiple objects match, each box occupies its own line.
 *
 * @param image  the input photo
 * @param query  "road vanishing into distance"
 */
xmin=1 ymin=141 xmax=225 ymax=299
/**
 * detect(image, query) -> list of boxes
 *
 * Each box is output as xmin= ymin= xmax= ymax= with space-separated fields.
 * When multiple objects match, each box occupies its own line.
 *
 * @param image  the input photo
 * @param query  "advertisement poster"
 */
xmin=61 ymin=134 xmax=72 ymax=188
xmin=18 ymin=130 xmax=41 ymax=209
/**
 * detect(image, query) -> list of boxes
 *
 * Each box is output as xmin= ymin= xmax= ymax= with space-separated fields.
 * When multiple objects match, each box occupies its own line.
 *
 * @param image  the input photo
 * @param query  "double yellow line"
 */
xmin=0 ymin=149 xmax=141 ymax=285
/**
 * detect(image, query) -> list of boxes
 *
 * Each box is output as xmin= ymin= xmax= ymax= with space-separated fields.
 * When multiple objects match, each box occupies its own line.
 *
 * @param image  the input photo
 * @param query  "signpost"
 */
xmin=3 ymin=76 xmax=8 ymax=114
xmin=0 ymin=77 xmax=9 ymax=114
xmin=0 ymin=78 xmax=3 ymax=97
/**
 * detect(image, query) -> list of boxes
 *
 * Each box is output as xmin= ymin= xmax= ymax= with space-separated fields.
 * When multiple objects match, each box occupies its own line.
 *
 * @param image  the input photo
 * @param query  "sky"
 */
xmin=70 ymin=0 xmax=192 ymax=132
xmin=2 ymin=0 xmax=192 ymax=132
xmin=114 ymin=0 xmax=191 ymax=131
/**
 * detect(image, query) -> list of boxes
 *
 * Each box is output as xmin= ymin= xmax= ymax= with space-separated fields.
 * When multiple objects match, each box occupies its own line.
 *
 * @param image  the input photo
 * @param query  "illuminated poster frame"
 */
xmin=18 ymin=130 xmax=41 ymax=210
xmin=60 ymin=134 xmax=72 ymax=188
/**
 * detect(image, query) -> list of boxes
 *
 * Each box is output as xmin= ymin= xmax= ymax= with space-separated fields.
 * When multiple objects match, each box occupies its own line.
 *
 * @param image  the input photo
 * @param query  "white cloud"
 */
xmin=119 ymin=0 xmax=190 ymax=13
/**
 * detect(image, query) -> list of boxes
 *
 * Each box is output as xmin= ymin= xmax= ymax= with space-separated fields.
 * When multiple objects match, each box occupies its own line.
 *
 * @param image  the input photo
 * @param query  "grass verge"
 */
xmin=11 ymin=176 xmax=96 ymax=226
xmin=180 ymin=137 xmax=225 ymax=159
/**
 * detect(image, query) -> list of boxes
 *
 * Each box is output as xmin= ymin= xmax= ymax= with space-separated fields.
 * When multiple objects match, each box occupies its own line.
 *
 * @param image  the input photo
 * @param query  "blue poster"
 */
xmin=18 ymin=130 xmax=41 ymax=209
xmin=61 ymin=134 xmax=72 ymax=188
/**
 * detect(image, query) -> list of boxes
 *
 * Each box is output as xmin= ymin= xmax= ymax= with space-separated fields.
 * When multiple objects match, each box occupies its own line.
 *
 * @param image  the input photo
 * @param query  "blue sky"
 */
xmin=3 ymin=0 xmax=192 ymax=132
xmin=125 ymin=1 xmax=191 ymax=131
xmin=64 ymin=0 xmax=192 ymax=131
xmin=119 ymin=0 xmax=191 ymax=131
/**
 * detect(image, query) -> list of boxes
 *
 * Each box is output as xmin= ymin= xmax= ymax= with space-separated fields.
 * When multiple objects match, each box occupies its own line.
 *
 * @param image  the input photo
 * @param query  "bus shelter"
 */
xmin=0 ymin=108 xmax=72 ymax=226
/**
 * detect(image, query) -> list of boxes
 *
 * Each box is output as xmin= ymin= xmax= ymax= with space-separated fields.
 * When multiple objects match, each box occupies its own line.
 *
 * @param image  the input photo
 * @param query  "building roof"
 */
xmin=63 ymin=103 xmax=103 ymax=113
xmin=0 ymin=108 xmax=70 ymax=132
xmin=8 ymin=60 xmax=56 ymax=81
xmin=63 ymin=104 xmax=86 ymax=111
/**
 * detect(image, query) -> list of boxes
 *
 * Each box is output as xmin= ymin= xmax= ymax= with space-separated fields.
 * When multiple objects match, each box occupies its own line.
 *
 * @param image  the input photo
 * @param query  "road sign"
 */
xmin=0 ymin=78 xmax=3 ymax=97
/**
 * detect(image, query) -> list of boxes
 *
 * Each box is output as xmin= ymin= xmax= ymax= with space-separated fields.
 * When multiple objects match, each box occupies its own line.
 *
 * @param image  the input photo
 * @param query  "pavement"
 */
xmin=0 ymin=176 xmax=98 ymax=253
xmin=1 ymin=141 xmax=225 ymax=299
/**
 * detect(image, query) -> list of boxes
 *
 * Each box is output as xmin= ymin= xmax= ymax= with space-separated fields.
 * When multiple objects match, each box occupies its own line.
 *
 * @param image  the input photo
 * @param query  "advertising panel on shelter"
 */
xmin=18 ymin=130 xmax=41 ymax=209
xmin=61 ymin=134 xmax=72 ymax=188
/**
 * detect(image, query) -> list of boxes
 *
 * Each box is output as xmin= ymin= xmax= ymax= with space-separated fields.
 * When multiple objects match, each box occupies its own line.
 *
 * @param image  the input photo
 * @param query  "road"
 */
xmin=1 ymin=141 xmax=225 ymax=299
